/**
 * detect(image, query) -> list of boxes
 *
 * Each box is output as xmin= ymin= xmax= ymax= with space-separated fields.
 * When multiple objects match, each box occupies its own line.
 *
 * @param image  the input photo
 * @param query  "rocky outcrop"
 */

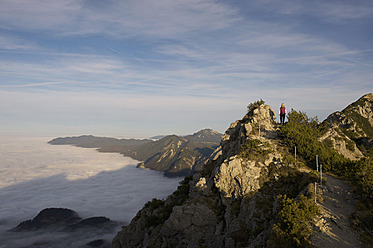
xmin=220 ymin=104 xmax=276 ymax=160
xmin=112 ymin=103 xmax=315 ymax=248
xmin=214 ymin=156 xmax=263 ymax=199
xmin=320 ymin=93 xmax=373 ymax=159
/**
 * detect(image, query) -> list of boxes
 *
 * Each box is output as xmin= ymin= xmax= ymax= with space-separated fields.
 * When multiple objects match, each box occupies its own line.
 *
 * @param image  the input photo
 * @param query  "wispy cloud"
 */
xmin=249 ymin=0 xmax=373 ymax=23
xmin=0 ymin=35 xmax=39 ymax=50
xmin=0 ymin=0 xmax=81 ymax=31
xmin=0 ymin=0 xmax=371 ymax=136
xmin=313 ymin=1 xmax=373 ymax=22
xmin=0 ymin=0 xmax=239 ymax=38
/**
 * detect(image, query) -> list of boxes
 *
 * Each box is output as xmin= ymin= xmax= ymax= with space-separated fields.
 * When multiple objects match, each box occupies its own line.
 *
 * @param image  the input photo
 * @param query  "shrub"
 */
xmin=279 ymin=109 xmax=372 ymax=199
xmin=346 ymin=139 xmax=355 ymax=151
xmin=239 ymin=139 xmax=272 ymax=162
xmin=247 ymin=99 xmax=265 ymax=114
xmin=279 ymin=109 xmax=348 ymax=172
xmin=353 ymin=157 xmax=373 ymax=197
xmin=143 ymin=176 xmax=192 ymax=227
xmin=268 ymin=194 xmax=319 ymax=247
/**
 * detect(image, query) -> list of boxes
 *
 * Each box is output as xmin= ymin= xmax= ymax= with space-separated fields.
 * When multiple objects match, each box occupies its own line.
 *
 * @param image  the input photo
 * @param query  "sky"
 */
xmin=0 ymin=0 xmax=372 ymax=138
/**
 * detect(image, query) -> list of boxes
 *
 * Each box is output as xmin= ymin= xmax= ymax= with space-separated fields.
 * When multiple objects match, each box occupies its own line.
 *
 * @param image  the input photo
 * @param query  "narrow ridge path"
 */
xmin=311 ymin=174 xmax=362 ymax=248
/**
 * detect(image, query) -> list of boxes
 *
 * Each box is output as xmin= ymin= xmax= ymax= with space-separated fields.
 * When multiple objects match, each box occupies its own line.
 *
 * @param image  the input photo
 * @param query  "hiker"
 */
xmin=279 ymin=103 xmax=286 ymax=124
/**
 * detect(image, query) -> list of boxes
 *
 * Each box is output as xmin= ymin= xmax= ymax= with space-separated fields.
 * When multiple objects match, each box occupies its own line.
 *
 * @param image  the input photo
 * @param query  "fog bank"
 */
xmin=0 ymin=136 xmax=182 ymax=247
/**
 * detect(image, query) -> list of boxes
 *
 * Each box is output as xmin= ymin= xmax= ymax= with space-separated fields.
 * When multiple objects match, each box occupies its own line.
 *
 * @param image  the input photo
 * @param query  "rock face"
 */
xmin=112 ymin=103 xmax=315 ymax=248
xmin=320 ymin=93 xmax=373 ymax=159
xmin=220 ymin=104 xmax=276 ymax=160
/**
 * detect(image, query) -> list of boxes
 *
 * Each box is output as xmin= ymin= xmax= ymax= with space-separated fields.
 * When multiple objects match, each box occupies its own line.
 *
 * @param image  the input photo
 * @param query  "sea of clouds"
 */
xmin=0 ymin=136 xmax=182 ymax=247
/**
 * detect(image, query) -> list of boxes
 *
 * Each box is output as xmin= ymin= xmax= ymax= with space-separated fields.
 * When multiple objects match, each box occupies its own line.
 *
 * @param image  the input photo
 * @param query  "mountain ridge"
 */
xmin=49 ymin=128 xmax=223 ymax=177
xmin=48 ymin=135 xmax=151 ymax=148
xmin=112 ymin=95 xmax=373 ymax=248
xmin=320 ymin=93 xmax=373 ymax=159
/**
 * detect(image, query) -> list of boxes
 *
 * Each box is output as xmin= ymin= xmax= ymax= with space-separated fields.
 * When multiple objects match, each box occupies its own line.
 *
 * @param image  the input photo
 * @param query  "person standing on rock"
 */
xmin=279 ymin=103 xmax=286 ymax=124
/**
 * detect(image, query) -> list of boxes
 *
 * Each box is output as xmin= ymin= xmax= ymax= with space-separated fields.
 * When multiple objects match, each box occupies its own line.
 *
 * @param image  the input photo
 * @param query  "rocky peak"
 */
xmin=212 ymin=104 xmax=281 ymax=200
xmin=220 ymin=103 xmax=276 ymax=161
xmin=113 ymin=102 xmax=294 ymax=248
xmin=185 ymin=128 xmax=223 ymax=143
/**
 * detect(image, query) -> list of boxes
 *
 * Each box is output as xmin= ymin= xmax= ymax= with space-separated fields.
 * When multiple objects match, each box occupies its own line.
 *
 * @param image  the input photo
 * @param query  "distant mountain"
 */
xmin=48 ymin=135 xmax=150 ymax=148
xmin=320 ymin=93 xmax=373 ymax=159
xmin=49 ymin=129 xmax=223 ymax=177
xmin=149 ymin=135 xmax=167 ymax=140
xmin=117 ymin=131 xmax=221 ymax=177
xmin=150 ymin=129 xmax=223 ymax=142
xmin=184 ymin=128 xmax=223 ymax=143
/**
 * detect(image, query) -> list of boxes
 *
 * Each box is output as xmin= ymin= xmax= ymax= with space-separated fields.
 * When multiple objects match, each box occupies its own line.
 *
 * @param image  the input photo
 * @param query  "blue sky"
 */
xmin=0 ymin=0 xmax=372 ymax=138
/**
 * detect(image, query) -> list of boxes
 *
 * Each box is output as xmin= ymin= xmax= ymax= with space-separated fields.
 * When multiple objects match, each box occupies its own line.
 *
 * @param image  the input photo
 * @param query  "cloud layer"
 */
xmin=0 ymin=137 xmax=181 ymax=221
xmin=0 ymin=136 xmax=182 ymax=246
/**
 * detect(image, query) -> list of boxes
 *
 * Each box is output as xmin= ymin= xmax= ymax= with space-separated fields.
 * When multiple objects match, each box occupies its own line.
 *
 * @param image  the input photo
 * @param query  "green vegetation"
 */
xmin=239 ymin=139 xmax=272 ymax=162
xmin=279 ymin=109 xmax=373 ymax=247
xmin=280 ymin=109 xmax=373 ymax=197
xmin=279 ymin=110 xmax=346 ymax=172
xmin=353 ymin=157 xmax=373 ymax=198
xmin=247 ymin=99 xmax=265 ymax=114
xmin=143 ymin=176 xmax=192 ymax=227
xmin=346 ymin=139 xmax=356 ymax=151
xmin=352 ymin=199 xmax=373 ymax=246
xmin=268 ymin=194 xmax=319 ymax=247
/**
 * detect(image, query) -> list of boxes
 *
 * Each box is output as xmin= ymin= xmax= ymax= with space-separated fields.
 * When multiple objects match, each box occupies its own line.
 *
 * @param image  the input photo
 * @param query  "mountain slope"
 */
xmin=184 ymin=128 xmax=223 ymax=143
xmin=320 ymin=93 xmax=373 ymax=159
xmin=112 ymin=103 xmax=321 ymax=247
xmin=113 ymin=97 xmax=373 ymax=248
xmin=116 ymin=129 xmax=222 ymax=177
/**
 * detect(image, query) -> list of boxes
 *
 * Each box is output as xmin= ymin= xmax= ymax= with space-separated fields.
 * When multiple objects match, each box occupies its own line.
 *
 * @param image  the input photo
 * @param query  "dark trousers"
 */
xmin=280 ymin=114 xmax=285 ymax=124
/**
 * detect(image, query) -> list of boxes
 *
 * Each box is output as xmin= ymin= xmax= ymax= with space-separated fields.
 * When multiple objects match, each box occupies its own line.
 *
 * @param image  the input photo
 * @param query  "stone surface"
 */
xmin=214 ymin=156 xmax=261 ymax=199
xmin=112 ymin=104 xmax=284 ymax=248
